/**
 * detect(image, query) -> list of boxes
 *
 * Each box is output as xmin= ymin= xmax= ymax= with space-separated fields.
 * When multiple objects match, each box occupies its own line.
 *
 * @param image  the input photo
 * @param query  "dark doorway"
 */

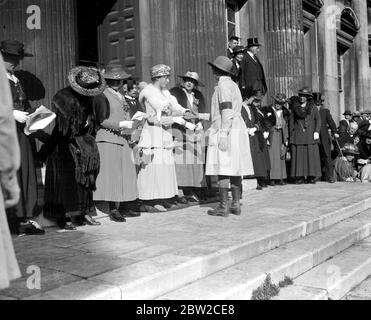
xmin=76 ymin=0 xmax=117 ymax=67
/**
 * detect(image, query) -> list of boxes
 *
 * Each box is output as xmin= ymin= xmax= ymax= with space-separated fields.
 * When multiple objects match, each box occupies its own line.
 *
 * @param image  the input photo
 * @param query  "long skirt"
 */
xmin=206 ymin=117 xmax=254 ymax=177
xmin=43 ymin=142 xmax=96 ymax=220
xmin=0 ymin=193 xmax=21 ymax=290
xmin=137 ymin=148 xmax=179 ymax=200
xmin=268 ymin=129 xmax=287 ymax=180
xmin=291 ymin=144 xmax=322 ymax=178
xmin=174 ymin=131 xmax=207 ymax=188
xmin=249 ymin=133 xmax=270 ymax=178
xmin=94 ymin=142 xmax=138 ymax=202
xmin=11 ymin=126 xmax=38 ymax=219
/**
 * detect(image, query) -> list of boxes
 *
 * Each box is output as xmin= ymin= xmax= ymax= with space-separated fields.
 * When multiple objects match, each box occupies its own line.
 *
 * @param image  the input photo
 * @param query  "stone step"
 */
xmin=159 ymin=210 xmax=371 ymax=300
xmin=23 ymin=189 xmax=371 ymax=300
xmin=275 ymin=237 xmax=371 ymax=300
xmin=345 ymin=277 xmax=371 ymax=300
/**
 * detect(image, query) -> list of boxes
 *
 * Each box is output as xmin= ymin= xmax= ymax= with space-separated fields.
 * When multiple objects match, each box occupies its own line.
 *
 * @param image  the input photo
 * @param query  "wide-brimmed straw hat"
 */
xmin=342 ymin=143 xmax=360 ymax=156
xmin=178 ymin=71 xmax=204 ymax=87
xmin=208 ymin=56 xmax=235 ymax=76
xmin=343 ymin=110 xmax=353 ymax=116
xmin=68 ymin=66 xmax=106 ymax=97
xmin=102 ymin=64 xmax=131 ymax=80
xmin=0 ymin=40 xmax=33 ymax=58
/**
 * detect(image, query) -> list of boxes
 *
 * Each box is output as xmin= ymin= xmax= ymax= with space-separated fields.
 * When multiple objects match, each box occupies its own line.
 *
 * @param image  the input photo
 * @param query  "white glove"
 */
xmin=263 ymin=132 xmax=270 ymax=140
xmin=13 ymin=110 xmax=30 ymax=123
xmin=120 ymin=121 xmax=134 ymax=129
xmin=358 ymin=159 xmax=368 ymax=165
xmin=248 ymin=128 xmax=257 ymax=136
xmin=195 ymin=122 xmax=204 ymax=132
xmin=184 ymin=122 xmax=197 ymax=131
xmin=173 ymin=117 xmax=186 ymax=126
xmin=314 ymin=132 xmax=320 ymax=141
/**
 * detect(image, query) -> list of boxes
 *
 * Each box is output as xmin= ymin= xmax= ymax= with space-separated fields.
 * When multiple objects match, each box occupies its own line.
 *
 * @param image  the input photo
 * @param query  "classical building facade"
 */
xmin=1 ymin=0 xmax=370 ymax=120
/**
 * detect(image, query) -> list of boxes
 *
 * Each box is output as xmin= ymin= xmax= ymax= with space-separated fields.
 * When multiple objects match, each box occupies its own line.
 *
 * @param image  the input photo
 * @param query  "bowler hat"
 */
xmin=272 ymin=93 xmax=287 ymax=105
xmin=343 ymin=110 xmax=352 ymax=116
xmin=298 ymin=87 xmax=314 ymax=98
xmin=68 ymin=66 xmax=106 ymax=97
xmin=247 ymin=38 xmax=262 ymax=48
xmin=353 ymin=111 xmax=361 ymax=118
xmin=208 ymin=56 xmax=235 ymax=76
xmin=229 ymin=36 xmax=241 ymax=42
xmin=0 ymin=40 xmax=33 ymax=58
xmin=102 ymin=64 xmax=131 ymax=80
xmin=178 ymin=71 xmax=205 ymax=87
xmin=342 ymin=143 xmax=360 ymax=156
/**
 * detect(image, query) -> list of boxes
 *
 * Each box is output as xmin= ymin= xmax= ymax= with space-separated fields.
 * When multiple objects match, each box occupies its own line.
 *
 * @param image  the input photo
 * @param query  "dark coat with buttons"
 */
xmin=240 ymin=53 xmax=267 ymax=99
xmin=289 ymin=100 xmax=321 ymax=145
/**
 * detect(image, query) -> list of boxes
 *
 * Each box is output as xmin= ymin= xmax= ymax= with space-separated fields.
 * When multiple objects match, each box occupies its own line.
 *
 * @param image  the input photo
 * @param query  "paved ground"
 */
xmin=1 ymin=182 xmax=371 ymax=300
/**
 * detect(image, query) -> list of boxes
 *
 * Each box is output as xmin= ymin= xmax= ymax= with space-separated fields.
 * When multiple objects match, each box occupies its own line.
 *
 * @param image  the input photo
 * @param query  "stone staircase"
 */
xmin=159 ymin=210 xmax=371 ymax=300
xmin=17 ymin=184 xmax=371 ymax=301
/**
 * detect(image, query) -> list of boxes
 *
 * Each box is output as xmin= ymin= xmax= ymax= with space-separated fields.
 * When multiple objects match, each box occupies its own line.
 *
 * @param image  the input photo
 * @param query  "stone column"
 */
xmin=263 ymin=0 xmax=305 ymax=100
xmin=317 ymin=0 xmax=340 ymax=120
xmin=353 ymin=0 xmax=370 ymax=111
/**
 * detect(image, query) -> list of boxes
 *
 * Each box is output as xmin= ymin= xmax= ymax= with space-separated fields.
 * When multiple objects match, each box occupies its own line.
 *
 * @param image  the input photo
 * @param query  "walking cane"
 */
xmin=334 ymin=136 xmax=344 ymax=158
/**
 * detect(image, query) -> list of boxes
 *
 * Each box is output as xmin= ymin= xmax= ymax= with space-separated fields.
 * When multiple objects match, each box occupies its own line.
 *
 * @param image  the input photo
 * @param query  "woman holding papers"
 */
xmin=0 ymin=40 xmax=44 ymax=235
xmin=93 ymin=64 xmax=139 ymax=222
xmin=137 ymin=64 xmax=194 ymax=212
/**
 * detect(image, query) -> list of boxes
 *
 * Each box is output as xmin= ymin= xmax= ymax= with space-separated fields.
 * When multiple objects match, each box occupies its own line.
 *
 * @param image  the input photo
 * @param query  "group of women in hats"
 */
xmin=4 ymin=35 xmax=371 ymax=234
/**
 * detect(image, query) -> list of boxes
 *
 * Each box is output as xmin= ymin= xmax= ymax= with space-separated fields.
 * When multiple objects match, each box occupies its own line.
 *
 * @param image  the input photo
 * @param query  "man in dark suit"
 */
xmin=338 ymin=110 xmax=353 ymax=136
xmin=313 ymin=93 xmax=339 ymax=183
xmin=240 ymin=37 xmax=268 ymax=100
xmin=227 ymin=36 xmax=240 ymax=60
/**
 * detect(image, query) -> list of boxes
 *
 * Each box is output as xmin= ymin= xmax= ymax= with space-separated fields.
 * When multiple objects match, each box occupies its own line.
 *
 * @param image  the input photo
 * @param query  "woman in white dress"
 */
xmin=0 ymin=53 xmax=21 ymax=290
xmin=137 ymin=65 xmax=192 ymax=211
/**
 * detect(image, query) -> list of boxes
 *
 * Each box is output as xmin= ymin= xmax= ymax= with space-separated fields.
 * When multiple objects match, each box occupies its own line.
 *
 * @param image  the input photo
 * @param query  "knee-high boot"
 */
xmin=207 ymin=188 xmax=229 ymax=217
xmin=230 ymin=186 xmax=241 ymax=216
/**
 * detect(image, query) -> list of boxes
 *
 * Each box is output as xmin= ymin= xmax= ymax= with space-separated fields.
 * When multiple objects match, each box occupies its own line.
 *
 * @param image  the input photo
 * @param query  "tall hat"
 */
xmin=247 ymin=37 xmax=262 ymax=48
xmin=298 ymin=87 xmax=314 ymax=98
xmin=68 ymin=66 xmax=106 ymax=97
xmin=208 ymin=56 xmax=235 ymax=76
xmin=0 ymin=40 xmax=33 ymax=58
xmin=178 ymin=71 xmax=204 ymax=87
xmin=102 ymin=64 xmax=131 ymax=80
xmin=232 ymin=45 xmax=246 ymax=56
xmin=272 ymin=93 xmax=288 ymax=105
xmin=312 ymin=92 xmax=322 ymax=102
xmin=151 ymin=64 xmax=171 ymax=79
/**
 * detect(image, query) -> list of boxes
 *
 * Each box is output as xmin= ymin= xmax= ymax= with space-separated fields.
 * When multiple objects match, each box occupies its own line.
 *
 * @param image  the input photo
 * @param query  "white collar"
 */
xmin=247 ymin=51 xmax=256 ymax=61
xmin=6 ymin=71 xmax=19 ymax=83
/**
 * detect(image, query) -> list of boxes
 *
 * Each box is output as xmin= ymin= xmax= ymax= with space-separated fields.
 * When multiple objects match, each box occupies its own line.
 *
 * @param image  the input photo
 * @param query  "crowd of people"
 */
xmin=1 ymin=36 xmax=371 ymax=238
